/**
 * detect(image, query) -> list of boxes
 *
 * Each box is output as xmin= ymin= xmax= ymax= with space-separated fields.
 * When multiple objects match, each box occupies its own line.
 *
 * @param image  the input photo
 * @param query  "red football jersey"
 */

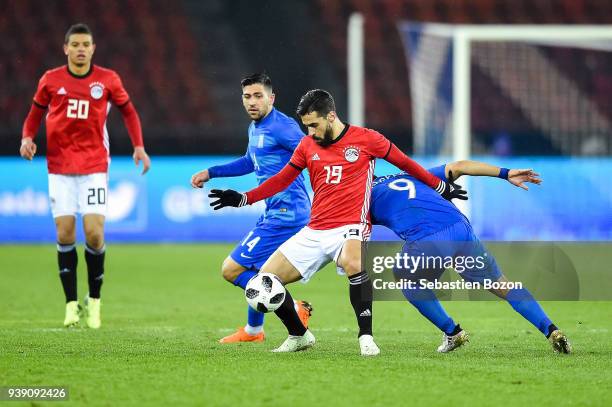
xmin=290 ymin=125 xmax=392 ymax=231
xmin=30 ymin=65 xmax=135 ymax=174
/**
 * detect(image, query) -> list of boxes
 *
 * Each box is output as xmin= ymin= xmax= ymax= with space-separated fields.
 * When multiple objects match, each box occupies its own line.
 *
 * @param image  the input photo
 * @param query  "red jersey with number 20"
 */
xmin=290 ymin=125 xmax=391 ymax=231
xmin=31 ymin=65 xmax=134 ymax=174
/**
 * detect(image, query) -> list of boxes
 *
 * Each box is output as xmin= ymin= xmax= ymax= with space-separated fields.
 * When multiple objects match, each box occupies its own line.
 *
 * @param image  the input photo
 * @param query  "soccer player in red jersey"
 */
xmin=209 ymin=89 xmax=464 ymax=355
xmin=19 ymin=23 xmax=151 ymax=328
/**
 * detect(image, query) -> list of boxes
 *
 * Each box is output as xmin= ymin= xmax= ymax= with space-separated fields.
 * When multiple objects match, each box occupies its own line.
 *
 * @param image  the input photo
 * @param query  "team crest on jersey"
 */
xmin=344 ymin=146 xmax=360 ymax=163
xmin=89 ymin=82 xmax=105 ymax=100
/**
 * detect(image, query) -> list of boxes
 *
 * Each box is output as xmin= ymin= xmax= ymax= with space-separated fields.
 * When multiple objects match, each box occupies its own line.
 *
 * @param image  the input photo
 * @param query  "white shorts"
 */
xmin=278 ymin=223 xmax=369 ymax=282
xmin=48 ymin=173 xmax=108 ymax=218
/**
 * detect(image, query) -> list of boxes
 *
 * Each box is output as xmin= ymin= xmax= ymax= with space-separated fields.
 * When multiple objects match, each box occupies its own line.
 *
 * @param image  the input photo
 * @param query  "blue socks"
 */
xmin=232 ymin=270 xmax=265 ymax=329
xmin=506 ymin=288 xmax=553 ymax=336
xmin=402 ymin=285 xmax=554 ymax=338
xmin=403 ymin=287 xmax=457 ymax=335
xmin=247 ymin=305 xmax=265 ymax=328
xmin=233 ymin=270 xmax=257 ymax=290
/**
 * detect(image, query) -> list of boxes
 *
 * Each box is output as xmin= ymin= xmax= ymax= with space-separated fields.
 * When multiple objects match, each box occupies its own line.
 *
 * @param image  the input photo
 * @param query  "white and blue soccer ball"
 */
xmin=245 ymin=272 xmax=286 ymax=313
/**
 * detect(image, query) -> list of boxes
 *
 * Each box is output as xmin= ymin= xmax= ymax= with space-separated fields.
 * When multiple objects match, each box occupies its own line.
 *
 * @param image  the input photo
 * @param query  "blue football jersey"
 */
xmin=370 ymin=165 xmax=467 ymax=241
xmin=247 ymin=108 xmax=311 ymax=226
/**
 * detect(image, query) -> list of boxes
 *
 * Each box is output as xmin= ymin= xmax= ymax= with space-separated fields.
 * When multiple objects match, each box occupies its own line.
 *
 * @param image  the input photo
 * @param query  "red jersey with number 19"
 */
xmin=29 ymin=65 xmax=141 ymax=174
xmin=289 ymin=125 xmax=391 ymax=231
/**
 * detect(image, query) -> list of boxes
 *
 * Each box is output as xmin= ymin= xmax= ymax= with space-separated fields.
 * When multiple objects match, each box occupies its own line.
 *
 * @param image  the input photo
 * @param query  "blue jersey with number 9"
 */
xmin=370 ymin=165 xmax=467 ymax=242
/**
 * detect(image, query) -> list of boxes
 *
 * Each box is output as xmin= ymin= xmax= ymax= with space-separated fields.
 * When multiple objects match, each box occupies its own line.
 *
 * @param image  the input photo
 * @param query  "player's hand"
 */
xmin=133 ymin=147 xmax=151 ymax=175
xmin=191 ymin=169 xmax=210 ymax=188
xmin=208 ymin=189 xmax=247 ymax=210
xmin=508 ymin=169 xmax=541 ymax=191
xmin=439 ymin=171 xmax=468 ymax=201
xmin=19 ymin=137 xmax=37 ymax=160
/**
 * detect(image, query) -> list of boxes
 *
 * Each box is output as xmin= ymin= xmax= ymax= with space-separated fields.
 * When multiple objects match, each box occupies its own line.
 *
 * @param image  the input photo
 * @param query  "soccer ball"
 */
xmin=245 ymin=273 xmax=286 ymax=313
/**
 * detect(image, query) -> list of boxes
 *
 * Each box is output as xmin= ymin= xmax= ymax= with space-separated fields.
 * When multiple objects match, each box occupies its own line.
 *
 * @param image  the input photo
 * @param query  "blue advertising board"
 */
xmin=0 ymin=156 xmax=610 ymax=242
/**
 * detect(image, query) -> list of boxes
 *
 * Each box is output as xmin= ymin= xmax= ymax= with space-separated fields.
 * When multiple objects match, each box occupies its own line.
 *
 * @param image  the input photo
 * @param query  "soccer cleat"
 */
xmin=219 ymin=327 xmax=265 ymax=343
xmin=271 ymin=329 xmax=315 ymax=353
xmin=437 ymin=329 xmax=469 ymax=353
xmin=84 ymin=295 xmax=101 ymax=329
xmin=63 ymin=301 xmax=81 ymax=327
xmin=358 ymin=334 xmax=380 ymax=356
xmin=295 ymin=300 xmax=313 ymax=328
xmin=548 ymin=330 xmax=572 ymax=354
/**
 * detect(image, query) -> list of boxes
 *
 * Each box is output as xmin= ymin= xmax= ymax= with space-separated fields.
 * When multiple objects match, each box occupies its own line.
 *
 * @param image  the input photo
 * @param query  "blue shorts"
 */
xmin=230 ymin=222 xmax=305 ymax=271
xmin=398 ymin=221 xmax=502 ymax=284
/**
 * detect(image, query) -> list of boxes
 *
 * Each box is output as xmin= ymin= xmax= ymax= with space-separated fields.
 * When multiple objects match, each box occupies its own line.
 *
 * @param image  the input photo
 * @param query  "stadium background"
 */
xmin=0 ymin=0 xmax=612 ymax=241
xmin=1 ymin=0 xmax=610 ymax=242
xmin=1 ymin=2 xmax=612 ymax=406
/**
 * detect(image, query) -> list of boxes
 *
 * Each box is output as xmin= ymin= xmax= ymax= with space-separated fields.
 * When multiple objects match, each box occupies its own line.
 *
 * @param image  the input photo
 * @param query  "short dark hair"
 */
xmin=241 ymin=73 xmax=273 ymax=91
xmin=64 ymin=23 xmax=94 ymax=44
xmin=296 ymin=89 xmax=335 ymax=117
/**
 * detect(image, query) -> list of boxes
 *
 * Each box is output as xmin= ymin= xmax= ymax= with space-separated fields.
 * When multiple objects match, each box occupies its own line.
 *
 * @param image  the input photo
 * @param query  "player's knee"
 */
xmin=342 ymin=258 xmax=362 ymax=276
xmin=84 ymin=229 xmax=104 ymax=250
xmin=221 ymin=259 xmax=241 ymax=283
xmin=56 ymin=223 xmax=75 ymax=244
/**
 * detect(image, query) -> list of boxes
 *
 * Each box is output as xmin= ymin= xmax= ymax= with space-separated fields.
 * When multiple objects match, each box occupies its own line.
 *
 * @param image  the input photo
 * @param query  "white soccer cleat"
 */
xmin=358 ymin=334 xmax=380 ymax=356
xmin=271 ymin=330 xmax=315 ymax=353
xmin=548 ymin=329 xmax=572 ymax=354
xmin=84 ymin=296 xmax=101 ymax=329
xmin=437 ymin=329 xmax=469 ymax=353
xmin=63 ymin=301 xmax=81 ymax=327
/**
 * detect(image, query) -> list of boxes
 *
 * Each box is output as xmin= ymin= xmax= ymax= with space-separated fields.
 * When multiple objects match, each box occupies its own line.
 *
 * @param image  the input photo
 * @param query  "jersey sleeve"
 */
xmin=277 ymin=119 xmax=304 ymax=152
xmin=289 ymin=137 xmax=308 ymax=170
xmin=32 ymin=72 xmax=50 ymax=107
xmin=109 ymin=71 xmax=131 ymax=107
xmin=367 ymin=129 xmax=393 ymax=158
xmin=208 ymin=148 xmax=255 ymax=178
xmin=427 ymin=165 xmax=448 ymax=181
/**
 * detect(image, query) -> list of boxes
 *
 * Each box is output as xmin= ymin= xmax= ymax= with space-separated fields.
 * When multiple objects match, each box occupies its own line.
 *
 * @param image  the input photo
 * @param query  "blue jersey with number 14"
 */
xmin=370 ymin=165 xmax=467 ymax=242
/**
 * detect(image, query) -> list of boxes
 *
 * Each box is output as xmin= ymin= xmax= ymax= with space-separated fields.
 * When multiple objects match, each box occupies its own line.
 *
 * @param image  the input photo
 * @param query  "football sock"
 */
xmin=349 ymin=271 xmax=373 ymax=337
xmin=233 ymin=270 xmax=257 ymax=289
xmin=402 ymin=287 xmax=457 ymax=335
xmin=274 ymin=289 xmax=306 ymax=336
xmin=247 ymin=305 xmax=265 ymax=329
xmin=545 ymin=324 xmax=559 ymax=339
xmin=85 ymin=244 xmax=105 ymax=299
xmin=234 ymin=271 xmax=265 ymax=329
xmin=244 ymin=323 xmax=263 ymax=335
xmin=57 ymin=242 xmax=78 ymax=303
xmin=506 ymin=288 xmax=553 ymax=336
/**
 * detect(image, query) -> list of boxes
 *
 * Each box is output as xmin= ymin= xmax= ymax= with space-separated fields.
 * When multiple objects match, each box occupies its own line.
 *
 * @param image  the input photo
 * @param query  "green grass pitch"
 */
xmin=1 ymin=244 xmax=611 ymax=406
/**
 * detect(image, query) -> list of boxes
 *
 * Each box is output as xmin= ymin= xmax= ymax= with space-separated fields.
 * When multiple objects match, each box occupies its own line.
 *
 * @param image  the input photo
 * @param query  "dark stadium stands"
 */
xmin=313 ymin=0 xmax=612 ymax=155
xmin=1 ymin=0 xmax=611 ymax=155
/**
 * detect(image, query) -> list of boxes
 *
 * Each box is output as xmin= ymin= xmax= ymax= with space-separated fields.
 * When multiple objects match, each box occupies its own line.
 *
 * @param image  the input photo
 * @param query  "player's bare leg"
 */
xmin=488 ymin=275 xmax=571 ymax=354
xmin=55 ymin=216 xmax=81 ymax=327
xmin=260 ymin=250 xmax=315 ymax=352
xmin=337 ymin=239 xmax=379 ymax=356
xmin=221 ymin=257 xmax=246 ymax=284
xmin=82 ymin=214 xmax=105 ymax=329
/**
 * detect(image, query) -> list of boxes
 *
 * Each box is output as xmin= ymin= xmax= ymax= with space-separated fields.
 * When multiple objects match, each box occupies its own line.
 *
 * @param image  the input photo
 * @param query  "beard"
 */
xmin=313 ymin=124 xmax=334 ymax=146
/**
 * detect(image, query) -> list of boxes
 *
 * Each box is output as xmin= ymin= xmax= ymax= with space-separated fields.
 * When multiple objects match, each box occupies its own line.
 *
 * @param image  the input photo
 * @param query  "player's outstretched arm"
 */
xmin=384 ymin=143 xmax=466 ymax=200
xmin=191 ymin=155 xmax=255 ymax=188
xmin=208 ymin=163 xmax=301 ymax=210
xmin=445 ymin=160 xmax=542 ymax=190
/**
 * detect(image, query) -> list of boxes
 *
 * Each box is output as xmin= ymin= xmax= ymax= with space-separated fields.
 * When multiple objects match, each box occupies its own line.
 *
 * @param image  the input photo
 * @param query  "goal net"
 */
xmin=398 ymin=23 xmax=612 ymax=159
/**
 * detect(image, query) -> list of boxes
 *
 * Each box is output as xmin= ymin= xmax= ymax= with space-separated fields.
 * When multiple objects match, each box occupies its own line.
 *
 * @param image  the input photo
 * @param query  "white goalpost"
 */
xmin=402 ymin=24 xmax=612 ymax=163
xmin=347 ymin=20 xmax=612 ymax=217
